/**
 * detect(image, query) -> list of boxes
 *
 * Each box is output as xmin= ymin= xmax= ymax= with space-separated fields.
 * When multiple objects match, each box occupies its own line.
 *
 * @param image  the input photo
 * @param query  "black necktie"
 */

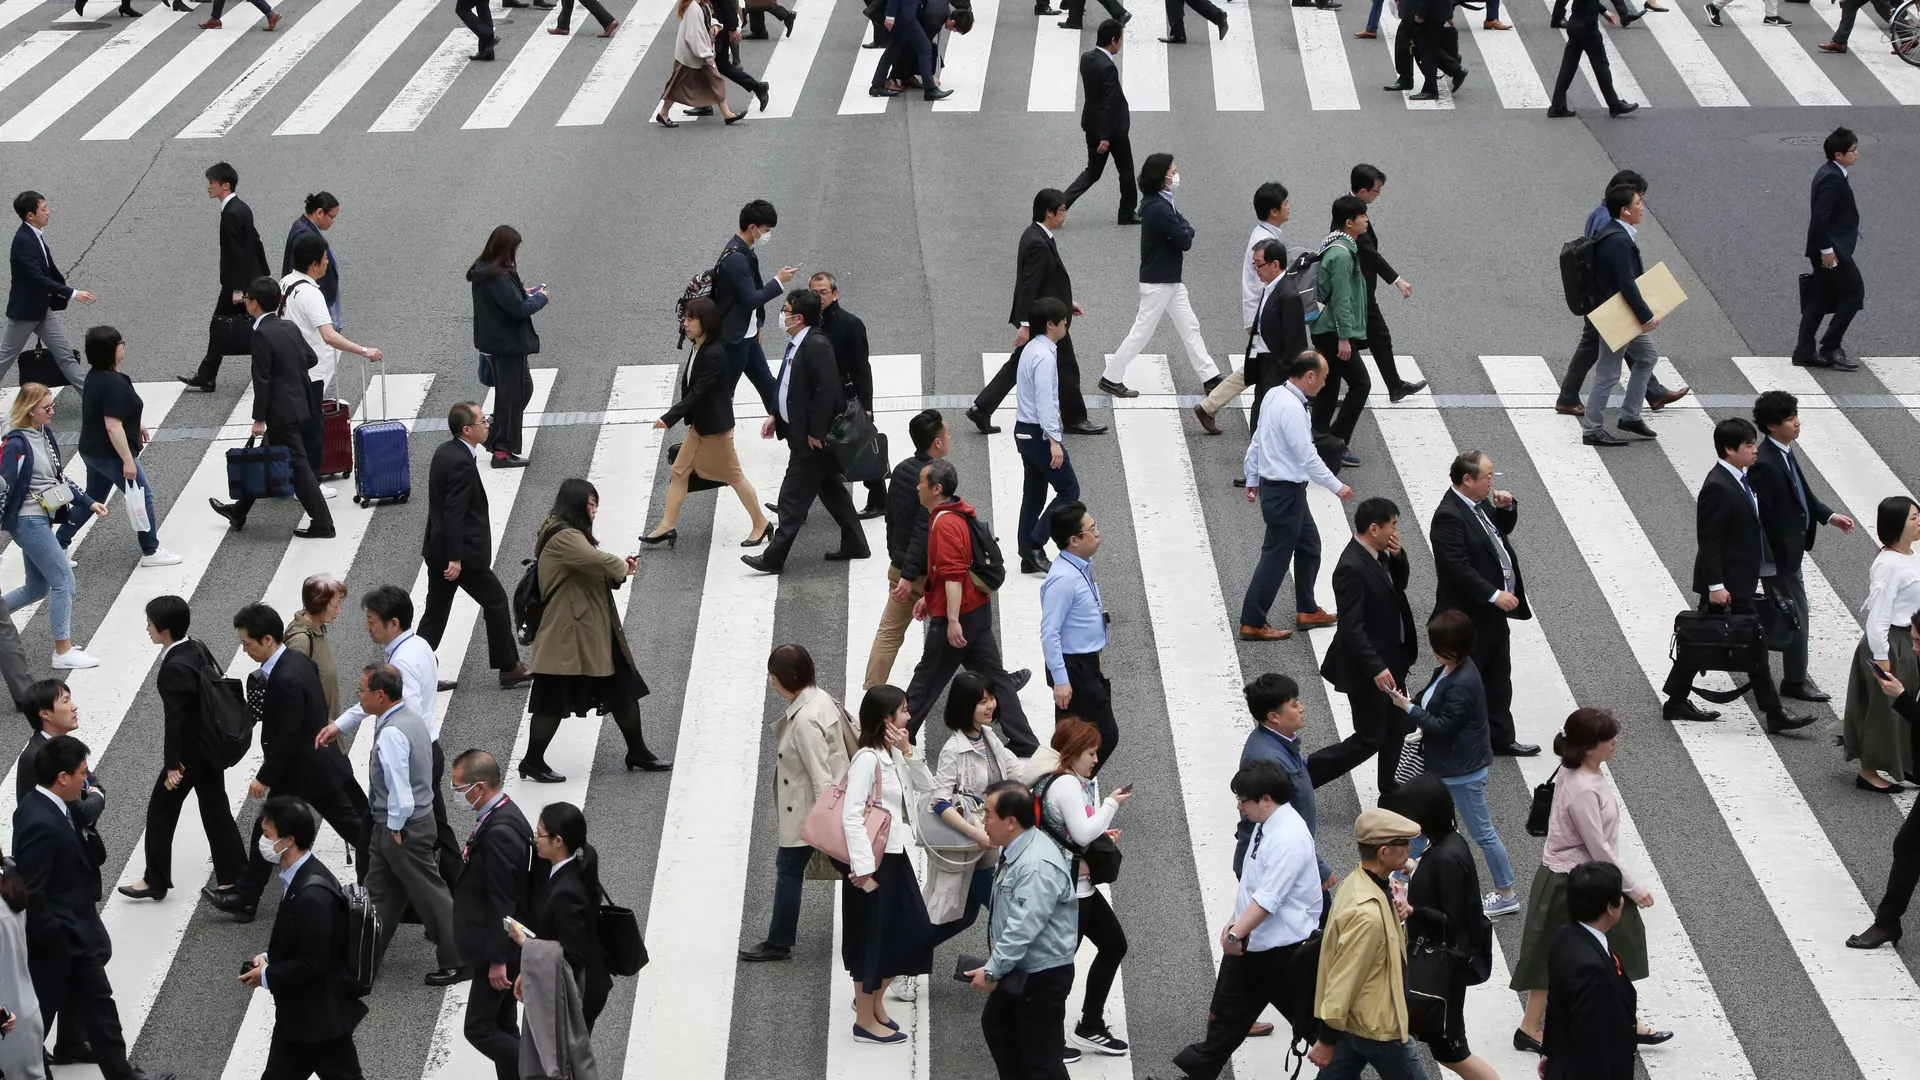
xmin=1784 ymin=447 xmax=1809 ymax=521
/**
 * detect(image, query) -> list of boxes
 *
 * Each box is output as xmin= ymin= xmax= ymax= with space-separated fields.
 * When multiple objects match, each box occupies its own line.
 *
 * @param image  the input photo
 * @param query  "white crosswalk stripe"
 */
xmin=556 ymin=0 xmax=665 ymax=124
xmin=1715 ymin=2 xmax=1848 ymax=103
xmin=84 ymin=8 xmax=267 ymax=141
xmin=274 ymin=0 xmax=441 ymax=135
xmin=1027 ymin=17 xmax=1080 ymax=110
xmin=1293 ymin=4 xmax=1360 ymax=109
xmin=0 ymin=5 xmax=188 ymax=141
xmin=1209 ymin=0 xmax=1263 ymax=109
xmin=181 ymin=0 xmax=366 ymax=138
xmin=1465 ymin=16 xmax=1552 ymax=107
xmin=464 ymin=4 xmax=569 ymax=128
xmin=761 ymin=0 xmax=838 ymax=117
xmin=1120 ymin=0 xmax=1170 ymax=109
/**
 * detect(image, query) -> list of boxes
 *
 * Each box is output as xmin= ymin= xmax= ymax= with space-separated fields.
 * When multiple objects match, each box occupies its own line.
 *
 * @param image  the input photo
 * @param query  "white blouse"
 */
xmin=1043 ymin=773 xmax=1117 ymax=899
xmin=1863 ymin=548 xmax=1920 ymax=660
xmin=841 ymin=746 xmax=933 ymax=878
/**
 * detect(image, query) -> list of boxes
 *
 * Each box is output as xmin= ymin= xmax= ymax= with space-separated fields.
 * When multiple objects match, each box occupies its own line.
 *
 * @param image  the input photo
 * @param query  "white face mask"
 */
xmin=1169 ymin=173 xmax=1182 ymax=192
xmin=258 ymin=835 xmax=286 ymax=863
xmin=756 ymin=229 xmax=773 ymax=248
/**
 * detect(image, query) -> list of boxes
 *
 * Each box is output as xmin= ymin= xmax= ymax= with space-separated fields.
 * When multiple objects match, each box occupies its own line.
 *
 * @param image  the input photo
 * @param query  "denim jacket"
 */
xmin=985 ymin=828 xmax=1078 ymax=980
xmin=0 ymin=426 xmax=95 ymax=533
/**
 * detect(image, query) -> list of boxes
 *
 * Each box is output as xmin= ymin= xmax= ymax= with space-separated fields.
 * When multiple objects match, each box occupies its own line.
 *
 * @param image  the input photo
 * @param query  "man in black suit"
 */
xmin=240 ymin=796 xmax=368 ymax=1080
xmin=969 ymin=190 xmax=1104 ymax=439
xmin=810 ymin=272 xmax=887 ymax=518
xmin=1317 ymin=497 xmax=1419 ymax=793
xmin=1545 ymin=0 xmax=1639 ymax=118
xmin=449 ymin=749 xmax=535 ymax=1080
xmin=712 ymin=200 xmax=795 ymax=413
xmin=1062 ymin=24 xmax=1138 ymax=226
xmin=15 ymin=735 xmax=173 ymax=1080
xmin=208 ymin=604 xmax=371 ymax=921
xmin=1660 ymin=419 xmax=1815 ymax=735
xmin=1199 ymin=237 xmax=1308 ymax=439
xmin=3 ymin=190 xmax=95 ymax=386
xmin=420 ymin=402 xmax=531 ymax=691
xmin=182 ymin=162 xmax=269 ymax=392
xmin=869 ymin=0 xmax=954 ymax=100
xmin=1159 ymin=0 xmax=1228 ymax=43
xmin=1542 ymin=860 xmax=1637 ymax=1080
xmin=1408 ymin=0 xmax=1468 ymax=100
xmin=1430 ymin=451 xmax=1539 ymax=757
xmin=208 ymin=276 xmax=337 ymax=539
xmin=742 ymin=288 xmax=870 ymax=575
xmin=1794 ymin=127 xmax=1864 ymax=371
xmin=1749 ymin=390 xmax=1855 ymax=703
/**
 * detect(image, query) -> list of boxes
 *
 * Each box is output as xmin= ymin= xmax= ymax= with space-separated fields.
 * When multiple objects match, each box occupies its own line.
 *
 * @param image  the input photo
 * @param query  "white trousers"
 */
xmin=1102 ymin=282 xmax=1220 ymax=386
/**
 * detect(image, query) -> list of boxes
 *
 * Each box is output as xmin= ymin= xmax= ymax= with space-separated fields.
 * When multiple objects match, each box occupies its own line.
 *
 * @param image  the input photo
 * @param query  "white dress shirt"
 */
xmin=334 ymin=631 xmax=441 ymax=740
xmin=26 ymin=222 xmax=50 ymax=267
xmin=1234 ymin=804 xmax=1322 ymax=951
xmin=372 ymin=702 xmax=418 ymax=831
xmin=776 ymin=328 xmax=808 ymax=423
xmin=221 ymin=192 xmax=236 ymax=209
xmin=549 ymin=852 xmax=579 ymax=878
xmin=277 ymin=270 xmax=337 ymax=385
xmin=1014 ymin=334 xmax=1063 ymax=442
xmin=1248 ymin=275 xmax=1280 ymax=358
xmin=1243 ymin=382 xmax=1342 ymax=494
xmin=1242 ymin=221 xmax=1284 ymax=330
xmin=1583 ymin=921 xmax=1611 ymax=956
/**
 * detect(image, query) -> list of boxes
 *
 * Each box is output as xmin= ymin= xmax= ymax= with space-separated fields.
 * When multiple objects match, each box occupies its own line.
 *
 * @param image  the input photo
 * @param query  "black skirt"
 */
xmin=840 ymin=851 xmax=934 ymax=993
xmin=529 ymin=646 xmax=650 ymax=719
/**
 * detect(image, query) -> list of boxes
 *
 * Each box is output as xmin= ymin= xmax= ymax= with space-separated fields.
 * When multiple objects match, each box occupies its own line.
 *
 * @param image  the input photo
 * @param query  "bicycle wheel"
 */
xmin=1893 ymin=0 xmax=1920 ymax=66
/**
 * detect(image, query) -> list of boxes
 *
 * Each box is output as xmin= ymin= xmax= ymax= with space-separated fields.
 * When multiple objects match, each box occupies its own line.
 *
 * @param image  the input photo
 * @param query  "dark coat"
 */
xmin=885 ymin=451 xmax=933 ymax=575
xmin=250 ymin=314 xmax=319 ymax=427
xmin=712 ymin=235 xmax=784 ymax=345
xmin=1354 ymin=220 xmax=1399 ymax=295
xmin=772 ymin=329 xmax=844 ymax=454
xmin=1543 ymin=922 xmax=1637 ymax=1080
xmin=1248 ymin=278 xmax=1308 ymax=364
xmin=159 ymin=637 xmax=222 ymax=771
xmin=14 ymin=731 xmax=105 ymax=838
xmin=1320 ymin=539 xmax=1417 ymax=693
xmin=1138 ymin=192 xmax=1194 ymax=285
xmin=1405 ymin=824 xmax=1481 ymax=969
xmin=281 ymin=215 xmax=339 ymax=308
xmin=1430 ymin=491 xmax=1531 ymax=623
xmin=818 ymin=301 xmax=873 ymax=409
xmin=1749 ymin=438 xmax=1833 ymax=575
xmin=423 ymin=438 xmax=492 ymax=567
xmin=256 ymin=647 xmax=355 ymax=794
xmin=1404 ymin=661 xmax=1493 ymax=778
xmin=1009 ymin=222 xmax=1073 ymax=329
xmin=1077 ymin=46 xmax=1128 ymax=140
xmin=534 ymin=858 xmax=612 ymax=1023
xmin=660 ymin=340 xmax=735 ymax=437
xmin=12 ymin=786 xmax=107 ymax=955
xmin=218 ymin=195 xmax=271 ymax=295
xmin=452 ymin=796 xmax=536 ymax=970
xmin=267 ymin=855 xmax=369 ymax=1043
xmin=1692 ymin=464 xmax=1770 ymax=601
xmin=468 ymin=262 xmax=546 ymax=356
xmin=7 ymin=222 xmax=72 ymax=323
xmin=1591 ymin=220 xmax=1651 ymax=324
xmin=1804 ymin=160 xmax=1859 ymax=260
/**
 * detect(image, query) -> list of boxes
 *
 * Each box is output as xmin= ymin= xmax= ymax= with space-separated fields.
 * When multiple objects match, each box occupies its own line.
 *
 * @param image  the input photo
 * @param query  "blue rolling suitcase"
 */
xmin=352 ymin=363 xmax=411 ymax=506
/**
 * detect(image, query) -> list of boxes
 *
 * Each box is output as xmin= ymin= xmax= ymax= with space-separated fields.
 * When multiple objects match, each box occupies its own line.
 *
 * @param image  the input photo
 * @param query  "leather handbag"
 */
xmin=840 ymin=430 xmax=889 ymax=484
xmin=16 ymin=340 xmax=69 ymax=388
xmin=823 ymin=397 xmax=880 ymax=473
xmin=1669 ymin=607 xmax=1763 ymax=704
xmin=1525 ymin=766 xmax=1558 ymax=838
xmin=799 ymin=755 xmax=891 ymax=871
xmin=209 ymin=312 xmax=254 ymax=357
xmin=1404 ymin=934 xmax=1455 ymax=1042
xmin=1757 ymin=582 xmax=1801 ymax=653
xmin=597 ymin=886 xmax=648 ymax=977
xmin=666 ymin=442 xmax=724 ymax=493
xmin=1799 ymin=271 xmax=1836 ymax=316
xmin=1033 ymin=774 xmax=1123 ymax=885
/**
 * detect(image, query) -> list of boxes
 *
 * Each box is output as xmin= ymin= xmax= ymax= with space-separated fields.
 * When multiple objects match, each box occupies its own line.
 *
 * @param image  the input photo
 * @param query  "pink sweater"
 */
xmin=1542 ymin=767 xmax=1645 ymax=899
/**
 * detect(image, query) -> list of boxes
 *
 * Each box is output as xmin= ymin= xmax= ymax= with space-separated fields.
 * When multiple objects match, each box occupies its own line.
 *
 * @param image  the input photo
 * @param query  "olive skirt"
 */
xmin=1510 ymin=863 xmax=1648 ymax=992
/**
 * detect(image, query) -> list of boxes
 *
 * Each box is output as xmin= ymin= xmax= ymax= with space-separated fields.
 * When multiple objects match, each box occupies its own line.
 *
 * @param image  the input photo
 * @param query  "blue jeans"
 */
xmin=1014 ymin=422 xmax=1080 ymax=551
xmin=1443 ymin=768 xmax=1515 ymax=891
xmin=930 ymin=867 xmax=995 ymax=947
xmin=1365 ymin=0 xmax=1384 ymax=29
xmin=1319 ymin=1032 xmax=1425 ymax=1080
xmin=1240 ymin=481 xmax=1320 ymax=628
xmin=725 ymin=337 xmax=780 ymax=418
xmin=765 ymin=843 xmax=818 ymax=950
xmin=56 ymin=454 xmax=158 ymax=556
xmin=5 ymin=514 xmax=75 ymax=641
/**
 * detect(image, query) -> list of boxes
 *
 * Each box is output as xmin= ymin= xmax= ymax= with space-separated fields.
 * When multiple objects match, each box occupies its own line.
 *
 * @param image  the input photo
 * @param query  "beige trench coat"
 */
xmin=772 ymin=685 xmax=854 ymax=848
xmin=922 ymin=726 xmax=1021 ymax=924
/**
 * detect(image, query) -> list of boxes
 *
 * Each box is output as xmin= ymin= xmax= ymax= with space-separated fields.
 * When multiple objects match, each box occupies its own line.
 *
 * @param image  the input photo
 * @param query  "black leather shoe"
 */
xmin=1634 ymin=1029 xmax=1674 ymax=1045
xmin=438 ymin=679 xmax=459 ymax=692
xmin=51 ymin=1043 xmax=98 ymax=1065
xmin=1214 ymin=14 xmax=1228 ymax=35
xmin=1662 ymin=697 xmax=1721 ymax=722
xmin=1582 ymin=429 xmax=1629 ymax=447
xmin=857 ymin=500 xmax=886 ymax=520
xmin=425 ymin=967 xmax=468 ymax=986
xmin=1383 ymin=81 xmax=1413 ymax=91
xmin=1451 ymin=70 xmax=1468 ymax=92
xmin=1020 ymin=551 xmax=1048 ymax=575
xmin=471 ymin=46 xmax=495 ymax=60
xmin=490 ymin=452 xmax=530 ymax=469
xmin=742 ymin=553 xmax=781 ymax=574
xmin=1547 ymin=105 xmax=1577 ymax=117
xmin=294 ymin=525 xmax=337 ymax=539
xmin=1058 ymin=18 xmax=1081 ymax=26
xmin=1765 ymin=709 xmax=1816 ymax=734
xmin=824 ymin=548 xmax=871 ymax=561
xmin=177 ymin=374 xmax=216 ymax=392
xmin=1064 ymin=419 xmax=1108 ymax=435
xmin=1388 ymin=380 xmax=1427 ymax=403
xmin=1116 ymin=212 xmax=1142 ymax=225
xmin=1818 ymin=348 xmax=1860 ymax=371
xmin=1011 ymin=668 xmax=1032 ymax=691
xmin=627 ymin=754 xmax=674 ymax=772
xmin=1408 ymin=89 xmax=1440 ymax=100
xmin=1492 ymin=741 xmax=1541 ymax=757
xmin=1780 ymin=681 xmax=1830 ymax=702
xmin=686 ymin=105 xmax=715 ymax=116
xmin=924 ymin=87 xmax=955 ymax=100
xmin=1617 ymin=418 xmax=1658 ymax=439
xmin=1609 ymin=100 xmax=1641 ymax=116
xmin=1512 ymin=1029 xmax=1544 ymax=1054
xmin=966 ymin=405 xmax=1001 ymax=434
xmin=1857 ymin=774 xmax=1906 ymax=793
xmin=208 ymin=498 xmax=245 ymax=531
xmin=1791 ymin=351 xmax=1829 ymax=368
xmin=1847 ymin=923 xmax=1903 ymax=949
xmin=1156 ymin=33 xmax=1185 ymax=41
xmin=203 ymin=885 xmax=256 ymax=921
xmin=739 ymin=941 xmax=793 ymax=962
xmin=869 ymin=85 xmax=899 ymax=97
xmin=117 ymin=883 xmax=167 ymax=900
xmin=1098 ymin=377 xmax=1138 ymax=398
xmin=518 ymin=762 xmax=566 ymax=783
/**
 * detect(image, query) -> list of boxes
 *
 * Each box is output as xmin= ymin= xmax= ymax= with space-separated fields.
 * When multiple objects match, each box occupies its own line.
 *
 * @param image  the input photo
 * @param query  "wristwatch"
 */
xmin=1224 ymin=931 xmax=1242 ymax=946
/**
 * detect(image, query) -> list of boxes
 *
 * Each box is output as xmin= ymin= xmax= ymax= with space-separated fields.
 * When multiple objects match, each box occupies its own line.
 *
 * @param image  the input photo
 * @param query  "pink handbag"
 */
xmin=800 ymin=754 xmax=891 ymax=870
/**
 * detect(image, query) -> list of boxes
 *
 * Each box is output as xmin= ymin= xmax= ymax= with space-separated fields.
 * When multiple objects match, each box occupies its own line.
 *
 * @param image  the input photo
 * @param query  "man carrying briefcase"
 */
xmin=209 ymin=276 xmax=337 ymax=540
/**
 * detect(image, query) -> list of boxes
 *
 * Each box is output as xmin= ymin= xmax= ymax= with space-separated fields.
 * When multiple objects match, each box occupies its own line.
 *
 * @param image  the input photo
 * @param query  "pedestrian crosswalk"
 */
xmin=9 ymin=346 xmax=1920 ymax=1079
xmin=0 ymin=0 xmax=1915 ymax=143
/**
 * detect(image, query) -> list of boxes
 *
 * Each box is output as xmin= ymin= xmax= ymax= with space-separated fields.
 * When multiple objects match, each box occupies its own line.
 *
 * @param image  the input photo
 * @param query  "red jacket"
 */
xmin=926 ymin=499 xmax=989 ymax=619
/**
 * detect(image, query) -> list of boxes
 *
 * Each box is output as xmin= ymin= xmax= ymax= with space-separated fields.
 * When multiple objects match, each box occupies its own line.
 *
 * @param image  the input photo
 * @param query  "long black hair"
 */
xmin=547 ymin=478 xmax=599 ymax=549
xmin=858 ymin=685 xmax=907 ymax=750
xmin=539 ymin=801 xmax=601 ymax=900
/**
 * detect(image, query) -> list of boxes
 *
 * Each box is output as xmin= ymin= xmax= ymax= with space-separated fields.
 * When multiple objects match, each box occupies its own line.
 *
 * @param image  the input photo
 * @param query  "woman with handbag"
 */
xmin=523 ymin=479 xmax=673 ymax=782
xmin=1 ymin=384 xmax=106 ymax=669
xmin=531 ymin=801 xmax=614 ymax=1030
xmin=1510 ymin=707 xmax=1671 ymax=1053
xmin=1381 ymin=774 xmax=1500 ymax=1080
xmin=1385 ymin=611 xmax=1518 ymax=918
xmin=468 ymin=225 xmax=547 ymax=469
xmin=925 ymin=672 xmax=1019 ymax=943
xmin=739 ymin=644 xmax=853 ymax=963
xmin=1842 ymin=496 xmax=1920 ymax=792
xmin=1037 ymin=717 xmax=1132 ymax=1057
xmin=643 ymin=296 xmax=772 ymax=549
xmin=837 ymin=684 xmax=934 ymax=1045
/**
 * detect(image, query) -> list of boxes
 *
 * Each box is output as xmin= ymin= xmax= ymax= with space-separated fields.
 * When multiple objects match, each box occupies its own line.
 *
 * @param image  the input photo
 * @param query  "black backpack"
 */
xmin=1031 ymin=774 xmax=1123 ymax=885
xmin=512 ymin=522 xmax=573 ymax=646
xmin=1281 ymin=930 xmax=1326 ymax=1077
xmin=298 ymin=875 xmax=381 ymax=997
xmin=194 ymin=652 xmax=253 ymax=769
xmin=932 ymin=508 xmax=1006 ymax=593
xmin=1558 ymin=231 xmax=1606 ymax=316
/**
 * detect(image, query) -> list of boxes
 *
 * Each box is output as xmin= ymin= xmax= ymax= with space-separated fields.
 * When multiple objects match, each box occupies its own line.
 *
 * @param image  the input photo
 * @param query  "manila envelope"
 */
xmin=1588 ymin=261 xmax=1688 ymax=352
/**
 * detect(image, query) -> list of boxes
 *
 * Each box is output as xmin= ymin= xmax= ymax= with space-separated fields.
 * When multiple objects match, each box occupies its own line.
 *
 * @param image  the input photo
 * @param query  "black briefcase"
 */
xmin=840 ymin=430 xmax=890 ymax=484
xmin=1757 ymin=583 xmax=1801 ymax=653
xmin=1798 ymin=272 xmax=1836 ymax=316
xmin=824 ymin=397 xmax=880 ymax=474
xmin=1670 ymin=607 xmax=1764 ymax=703
xmin=209 ymin=312 xmax=254 ymax=357
xmin=15 ymin=341 xmax=69 ymax=388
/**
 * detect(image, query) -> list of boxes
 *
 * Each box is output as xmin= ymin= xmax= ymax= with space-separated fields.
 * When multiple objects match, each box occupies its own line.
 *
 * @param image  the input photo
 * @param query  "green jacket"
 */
xmin=1316 ymin=233 xmax=1367 ymax=340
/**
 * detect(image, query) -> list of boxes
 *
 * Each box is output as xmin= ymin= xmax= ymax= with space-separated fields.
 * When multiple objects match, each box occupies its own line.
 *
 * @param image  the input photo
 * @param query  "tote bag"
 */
xmin=799 ymin=755 xmax=891 ymax=870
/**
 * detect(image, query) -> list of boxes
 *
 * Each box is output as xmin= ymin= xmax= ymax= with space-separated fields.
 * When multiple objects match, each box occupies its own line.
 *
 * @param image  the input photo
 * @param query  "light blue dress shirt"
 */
xmin=1243 ymin=382 xmax=1342 ymax=493
xmin=1014 ymin=334 xmax=1063 ymax=443
xmin=373 ymin=702 xmax=417 ymax=832
xmin=1039 ymin=550 xmax=1105 ymax=682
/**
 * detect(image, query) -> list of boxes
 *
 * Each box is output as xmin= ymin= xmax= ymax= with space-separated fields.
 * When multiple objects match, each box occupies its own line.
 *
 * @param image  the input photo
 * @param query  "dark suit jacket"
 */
xmin=256 ymin=647 xmax=351 ymax=793
xmin=1542 ymin=922 xmax=1636 ymax=1080
xmin=1430 ymin=491 xmax=1531 ymax=623
xmin=453 ymin=796 xmax=535 ymax=970
xmin=1139 ymin=193 xmax=1193 ymax=285
xmin=14 ymin=732 xmax=104 ymax=836
xmin=1354 ymin=221 xmax=1398 ymax=296
xmin=159 ymin=637 xmax=222 ymax=771
xmin=219 ymin=196 xmax=271 ymax=295
xmin=1009 ymin=222 xmax=1073 ymax=329
xmin=424 ymin=438 xmax=492 ymax=567
xmin=1248 ymin=278 xmax=1308 ymax=366
xmin=818 ymin=301 xmax=873 ymax=409
xmin=250 ymin=314 xmax=319 ymax=427
xmin=1591 ymin=220 xmax=1651 ymax=323
xmin=6 ymin=223 xmax=72 ymax=323
xmin=535 ymin=859 xmax=612 ymax=1018
xmin=1804 ymin=160 xmax=1859 ymax=260
xmin=1749 ymin=439 xmax=1832 ymax=575
xmin=772 ymin=330 xmax=843 ymax=454
xmin=1320 ymin=540 xmax=1417 ymax=693
xmin=713 ymin=235 xmax=784 ymax=345
xmin=1404 ymin=660 xmax=1492 ymax=778
xmin=12 ymin=787 xmax=107 ymax=955
xmin=659 ymin=340 xmax=735 ymax=437
xmin=1692 ymin=464 xmax=1770 ymax=601
xmin=267 ymin=855 xmax=369 ymax=1043
xmin=1078 ymin=46 xmax=1128 ymax=140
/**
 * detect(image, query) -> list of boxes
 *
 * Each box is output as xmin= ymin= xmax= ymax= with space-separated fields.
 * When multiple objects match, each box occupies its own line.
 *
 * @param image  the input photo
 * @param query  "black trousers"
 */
xmin=761 ymin=448 xmax=867 ymax=569
xmin=977 ymin=334 xmax=1089 ymax=427
xmin=874 ymin=12 xmax=935 ymax=89
xmin=1163 ymin=0 xmax=1225 ymax=39
xmin=1049 ymin=652 xmax=1118 ymax=776
xmin=1317 ymin=678 xmax=1411 ymax=796
xmin=904 ymin=602 xmax=1040 ymax=754
xmin=38 ymin=944 xmax=136 ymax=1080
xmin=1171 ymin=941 xmax=1310 ymax=1079
xmin=746 ymin=1 xmax=793 ymax=33
xmin=1550 ymin=0 xmax=1635 ymax=21
xmin=233 ymin=421 xmax=335 ymax=533
xmin=304 ymin=378 xmax=327 ymax=477
xmin=1874 ymin=800 xmax=1920 ymax=929
xmin=715 ymin=36 xmax=765 ymax=92
xmin=192 ymin=292 xmax=248 ymax=384
xmin=420 ymin=560 xmax=520 ymax=672
xmin=1662 ymin=594 xmax=1782 ymax=715
xmin=236 ymin=777 xmax=370 ymax=904
xmin=1075 ymin=889 xmax=1126 ymax=1027
xmin=263 ymin=1034 xmax=364 ymax=1080
xmin=455 ymin=0 xmax=494 ymax=42
xmin=465 ymin=968 xmax=521 ymax=1080
xmin=1414 ymin=19 xmax=1465 ymax=92
xmin=1309 ymin=332 xmax=1370 ymax=444
xmin=558 ymin=0 xmax=615 ymax=29
xmin=981 ymin=963 xmax=1073 ymax=1080
xmin=1557 ymin=320 xmax=1670 ymax=406
xmin=1550 ymin=22 xmax=1622 ymax=109
xmin=143 ymin=758 xmax=247 ymax=890
xmin=1393 ymin=17 xmax=1414 ymax=83
xmin=1468 ymin=614 xmax=1518 ymax=747
xmin=430 ymin=739 xmax=460 ymax=884
xmin=1363 ymin=295 xmax=1410 ymax=394
xmin=1063 ymin=0 xmax=1127 ymax=22
xmin=1062 ymin=133 xmax=1137 ymax=220
xmin=484 ymin=353 xmax=532 ymax=458
xmin=1796 ymin=254 xmax=1864 ymax=356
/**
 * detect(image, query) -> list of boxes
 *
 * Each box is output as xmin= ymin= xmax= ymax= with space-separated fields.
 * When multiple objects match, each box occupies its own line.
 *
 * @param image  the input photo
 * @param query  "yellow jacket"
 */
xmin=1314 ymin=867 xmax=1409 ymax=1042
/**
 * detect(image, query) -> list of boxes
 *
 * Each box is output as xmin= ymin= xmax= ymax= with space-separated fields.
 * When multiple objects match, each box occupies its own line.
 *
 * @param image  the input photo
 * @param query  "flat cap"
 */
xmin=1354 ymin=808 xmax=1421 ymax=845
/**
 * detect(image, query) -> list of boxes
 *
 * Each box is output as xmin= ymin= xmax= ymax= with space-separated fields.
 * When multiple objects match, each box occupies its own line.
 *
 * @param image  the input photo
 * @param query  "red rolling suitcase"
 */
xmin=320 ymin=398 xmax=353 ymax=479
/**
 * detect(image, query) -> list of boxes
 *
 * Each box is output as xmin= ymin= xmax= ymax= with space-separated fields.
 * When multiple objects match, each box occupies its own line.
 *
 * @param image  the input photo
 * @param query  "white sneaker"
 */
xmin=66 ymin=556 xmax=77 ymax=569
xmin=1484 ymin=891 xmax=1522 ymax=917
xmin=138 ymin=548 xmax=183 ymax=568
xmin=321 ymin=484 xmax=338 ymax=500
xmin=51 ymin=648 xmax=99 ymax=670
xmin=887 ymin=979 xmax=918 ymax=1002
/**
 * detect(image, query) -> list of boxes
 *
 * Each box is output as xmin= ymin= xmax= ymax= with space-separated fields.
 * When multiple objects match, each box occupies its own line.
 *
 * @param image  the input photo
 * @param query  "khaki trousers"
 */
xmin=864 ymin=564 xmax=925 ymax=690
